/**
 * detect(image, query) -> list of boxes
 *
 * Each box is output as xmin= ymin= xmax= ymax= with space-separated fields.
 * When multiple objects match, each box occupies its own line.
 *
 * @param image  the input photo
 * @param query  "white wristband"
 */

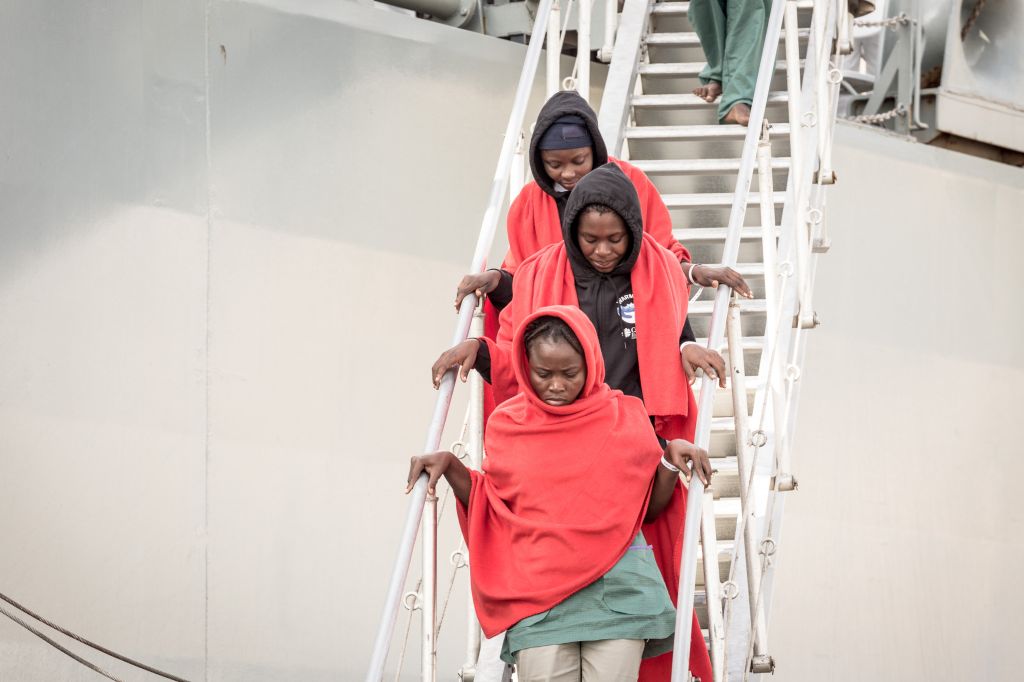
xmin=680 ymin=340 xmax=701 ymax=353
xmin=686 ymin=262 xmax=700 ymax=284
xmin=660 ymin=455 xmax=680 ymax=473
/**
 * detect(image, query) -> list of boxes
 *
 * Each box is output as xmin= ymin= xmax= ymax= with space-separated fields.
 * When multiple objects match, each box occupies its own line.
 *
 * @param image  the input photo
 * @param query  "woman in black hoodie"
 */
xmin=450 ymin=90 xmax=749 ymax=380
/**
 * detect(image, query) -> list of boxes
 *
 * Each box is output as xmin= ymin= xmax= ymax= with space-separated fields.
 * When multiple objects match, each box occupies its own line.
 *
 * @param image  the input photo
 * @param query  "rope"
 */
xmin=392 ymin=578 xmax=422 ymax=682
xmin=0 ymin=591 xmax=191 ymax=682
xmin=0 ymin=602 xmax=125 ymax=682
xmin=843 ymin=103 xmax=907 ymax=124
xmin=853 ymin=12 xmax=911 ymax=29
xmin=961 ymin=0 xmax=987 ymax=40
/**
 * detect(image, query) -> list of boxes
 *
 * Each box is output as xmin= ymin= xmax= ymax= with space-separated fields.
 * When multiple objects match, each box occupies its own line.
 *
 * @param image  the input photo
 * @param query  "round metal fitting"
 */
xmin=760 ymin=537 xmax=777 ymax=557
xmin=828 ymin=67 xmax=843 ymax=84
xmin=777 ymin=261 xmax=794 ymax=278
xmin=561 ymin=76 xmax=577 ymax=91
xmin=749 ymin=430 xmax=768 ymax=448
xmin=721 ymin=581 xmax=740 ymax=599
xmin=450 ymin=440 xmax=467 ymax=460
xmin=403 ymin=591 xmax=422 ymax=612
xmin=807 ymin=207 xmax=823 ymax=225
xmin=450 ymin=549 xmax=469 ymax=569
xmin=802 ymin=111 xmax=818 ymax=128
xmin=786 ymin=364 xmax=801 ymax=382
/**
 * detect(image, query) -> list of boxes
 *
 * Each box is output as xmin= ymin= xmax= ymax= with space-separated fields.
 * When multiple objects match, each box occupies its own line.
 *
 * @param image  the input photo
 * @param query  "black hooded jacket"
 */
xmin=475 ymin=163 xmax=692 ymax=400
xmin=528 ymin=91 xmax=609 ymax=210
xmin=487 ymin=91 xmax=608 ymax=309
xmin=561 ymin=163 xmax=650 ymax=401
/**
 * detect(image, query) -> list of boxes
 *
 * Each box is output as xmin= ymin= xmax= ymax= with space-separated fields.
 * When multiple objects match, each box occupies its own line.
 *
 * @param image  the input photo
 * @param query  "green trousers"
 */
xmin=688 ymin=0 xmax=771 ymax=121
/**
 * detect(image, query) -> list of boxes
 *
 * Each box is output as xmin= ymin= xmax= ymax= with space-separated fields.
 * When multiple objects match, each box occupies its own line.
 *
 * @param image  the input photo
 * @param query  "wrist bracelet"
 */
xmin=660 ymin=455 xmax=680 ymax=473
xmin=687 ymin=262 xmax=700 ymax=284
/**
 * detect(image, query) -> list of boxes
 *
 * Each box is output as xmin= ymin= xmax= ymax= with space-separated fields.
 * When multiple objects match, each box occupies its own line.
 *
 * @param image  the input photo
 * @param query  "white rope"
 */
xmin=392 ymin=577 xmax=422 ymax=682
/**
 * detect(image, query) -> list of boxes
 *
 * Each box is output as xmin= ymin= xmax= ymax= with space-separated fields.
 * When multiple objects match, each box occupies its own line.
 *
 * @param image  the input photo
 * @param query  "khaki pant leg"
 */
xmin=580 ymin=639 xmax=646 ymax=682
xmin=515 ymin=642 xmax=582 ymax=682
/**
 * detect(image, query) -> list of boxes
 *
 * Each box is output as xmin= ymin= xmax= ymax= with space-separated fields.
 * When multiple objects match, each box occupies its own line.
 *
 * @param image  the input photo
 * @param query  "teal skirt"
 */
xmin=500 ymin=532 xmax=676 ymax=663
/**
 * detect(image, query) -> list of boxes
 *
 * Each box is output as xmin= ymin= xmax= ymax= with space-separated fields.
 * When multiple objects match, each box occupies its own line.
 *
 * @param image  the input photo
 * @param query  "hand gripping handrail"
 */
xmin=670 ymin=1 xmax=788 ymax=679
xmin=364 ymin=2 xmax=555 ymax=678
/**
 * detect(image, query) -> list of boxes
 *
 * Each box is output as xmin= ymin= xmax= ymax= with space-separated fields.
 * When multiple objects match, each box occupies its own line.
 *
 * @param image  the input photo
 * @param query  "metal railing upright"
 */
xmin=364 ymin=2 xmax=556 ymax=678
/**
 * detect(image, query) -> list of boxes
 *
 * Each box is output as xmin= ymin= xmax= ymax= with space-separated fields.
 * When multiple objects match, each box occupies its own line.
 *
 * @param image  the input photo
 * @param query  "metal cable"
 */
xmin=0 ymin=591 xmax=191 ymax=682
xmin=0 ymin=602 xmax=125 ymax=682
xmin=961 ymin=0 xmax=987 ymax=40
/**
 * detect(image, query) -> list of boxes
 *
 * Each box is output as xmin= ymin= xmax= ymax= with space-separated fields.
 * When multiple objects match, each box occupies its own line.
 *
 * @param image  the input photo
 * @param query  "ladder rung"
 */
xmin=673 ymin=226 xmax=769 ymax=241
xmin=626 ymin=123 xmax=792 ymax=141
xmin=646 ymin=29 xmax=810 ymax=47
xmin=661 ymin=191 xmax=785 ymax=209
xmin=651 ymin=0 xmax=813 ymax=15
xmin=632 ymin=157 xmax=790 ymax=175
xmin=639 ymin=60 xmax=796 ymax=77
xmin=689 ymin=298 xmax=768 ymax=315
xmin=632 ymin=92 xmax=789 ymax=109
xmin=696 ymin=335 xmax=765 ymax=351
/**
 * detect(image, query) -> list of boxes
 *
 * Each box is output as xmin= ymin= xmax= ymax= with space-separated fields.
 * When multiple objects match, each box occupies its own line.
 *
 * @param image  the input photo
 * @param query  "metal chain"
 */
xmin=961 ymin=0 xmax=987 ymax=40
xmin=853 ymin=12 xmax=911 ymax=28
xmin=843 ymin=103 xmax=907 ymax=124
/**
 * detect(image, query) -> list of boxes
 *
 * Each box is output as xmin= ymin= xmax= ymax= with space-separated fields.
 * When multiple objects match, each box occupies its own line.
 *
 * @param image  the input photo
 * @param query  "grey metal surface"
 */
xmin=937 ymin=0 xmax=1024 ymax=151
xmin=770 ymin=121 xmax=1024 ymax=682
xmin=0 ymin=1 xmax=604 ymax=680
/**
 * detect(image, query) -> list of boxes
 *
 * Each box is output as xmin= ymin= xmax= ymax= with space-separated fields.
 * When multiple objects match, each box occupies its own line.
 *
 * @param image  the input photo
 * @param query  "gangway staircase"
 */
xmin=367 ymin=0 xmax=848 ymax=680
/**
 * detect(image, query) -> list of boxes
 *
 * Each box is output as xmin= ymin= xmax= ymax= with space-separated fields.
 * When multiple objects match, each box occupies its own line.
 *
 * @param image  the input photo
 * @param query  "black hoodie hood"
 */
xmin=529 ymin=91 xmax=609 ymax=198
xmin=561 ymin=163 xmax=644 ymax=278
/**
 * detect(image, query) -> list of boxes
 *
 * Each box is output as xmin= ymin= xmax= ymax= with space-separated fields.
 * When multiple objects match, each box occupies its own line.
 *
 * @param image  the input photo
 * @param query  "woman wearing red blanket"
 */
xmin=454 ymin=90 xmax=749 ymax=383
xmin=431 ymin=164 xmax=716 ymax=679
xmin=409 ymin=305 xmax=714 ymax=681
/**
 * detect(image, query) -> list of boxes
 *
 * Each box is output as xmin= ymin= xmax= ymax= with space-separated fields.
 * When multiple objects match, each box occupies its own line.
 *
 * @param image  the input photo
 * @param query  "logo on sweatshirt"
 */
xmin=617 ymin=293 xmax=637 ymax=340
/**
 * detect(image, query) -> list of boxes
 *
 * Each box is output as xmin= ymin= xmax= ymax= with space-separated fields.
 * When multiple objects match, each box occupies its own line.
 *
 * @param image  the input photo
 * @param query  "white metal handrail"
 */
xmin=719 ymin=1 xmax=844 ymax=678
xmin=668 ymin=0 xmax=790 ymax=677
xmin=364 ymin=2 xmax=556 ymax=678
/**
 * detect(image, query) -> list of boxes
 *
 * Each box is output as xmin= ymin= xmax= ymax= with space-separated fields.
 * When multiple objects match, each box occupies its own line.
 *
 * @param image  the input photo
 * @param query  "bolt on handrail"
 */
xmin=364 ymin=1 xmax=556 ymax=678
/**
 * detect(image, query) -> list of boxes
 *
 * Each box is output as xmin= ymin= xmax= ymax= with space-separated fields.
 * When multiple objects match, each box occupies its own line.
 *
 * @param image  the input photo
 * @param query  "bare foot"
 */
xmin=692 ymin=80 xmax=722 ymax=103
xmin=722 ymin=102 xmax=751 ymax=126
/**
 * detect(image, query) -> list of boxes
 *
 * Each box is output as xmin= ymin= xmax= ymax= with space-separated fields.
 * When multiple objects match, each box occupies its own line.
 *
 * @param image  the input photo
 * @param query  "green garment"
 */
xmin=501 ymin=533 xmax=676 ymax=664
xmin=688 ymin=0 xmax=771 ymax=121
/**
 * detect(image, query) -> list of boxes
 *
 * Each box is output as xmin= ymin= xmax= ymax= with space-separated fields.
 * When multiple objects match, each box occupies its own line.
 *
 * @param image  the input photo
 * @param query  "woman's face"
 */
xmin=526 ymin=338 xmax=587 ymax=406
xmin=540 ymin=146 xmax=594 ymax=192
xmin=577 ymin=209 xmax=629 ymax=273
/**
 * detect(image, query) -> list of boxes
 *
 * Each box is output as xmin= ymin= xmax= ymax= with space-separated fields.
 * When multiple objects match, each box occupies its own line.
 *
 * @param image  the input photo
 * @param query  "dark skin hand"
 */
xmin=690 ymin=263 xmax=754 ymax=299
xmin=681 ymin=343 xmax=728 ymax=389
xmin=454 ymin=270 xmax=502 ymax=311
xmin=644 ymin=440 xmax=714 ymax=523
xmin=432 ymin=338 xmax=481 ymax=388
xmin=406 ymin=450 xmax=472 ymax=506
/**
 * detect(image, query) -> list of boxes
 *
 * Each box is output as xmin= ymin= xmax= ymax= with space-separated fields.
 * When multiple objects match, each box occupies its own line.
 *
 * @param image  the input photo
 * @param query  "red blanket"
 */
xmin=460 ymin=305 xmax=711 ymax=681
xmin=483 ymin=232 xmax=697 ymax=442
xmin=500 ymin=157 xmax=690 ymax=274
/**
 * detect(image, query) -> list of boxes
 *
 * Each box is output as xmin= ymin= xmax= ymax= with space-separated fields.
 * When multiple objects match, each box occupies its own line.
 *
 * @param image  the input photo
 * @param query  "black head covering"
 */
xmin=561 ymin=163 xmax=643 ymax=277
xmin=529 ymin=91 xmax=609 ymax=198
xmin=538 ymin=115 xmax=594 ymax=151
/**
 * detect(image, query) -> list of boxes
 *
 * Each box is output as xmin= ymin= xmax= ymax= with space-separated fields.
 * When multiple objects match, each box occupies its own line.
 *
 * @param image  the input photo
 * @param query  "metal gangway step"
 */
xmin=367 ymin=0 xmax=848 ymax=680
